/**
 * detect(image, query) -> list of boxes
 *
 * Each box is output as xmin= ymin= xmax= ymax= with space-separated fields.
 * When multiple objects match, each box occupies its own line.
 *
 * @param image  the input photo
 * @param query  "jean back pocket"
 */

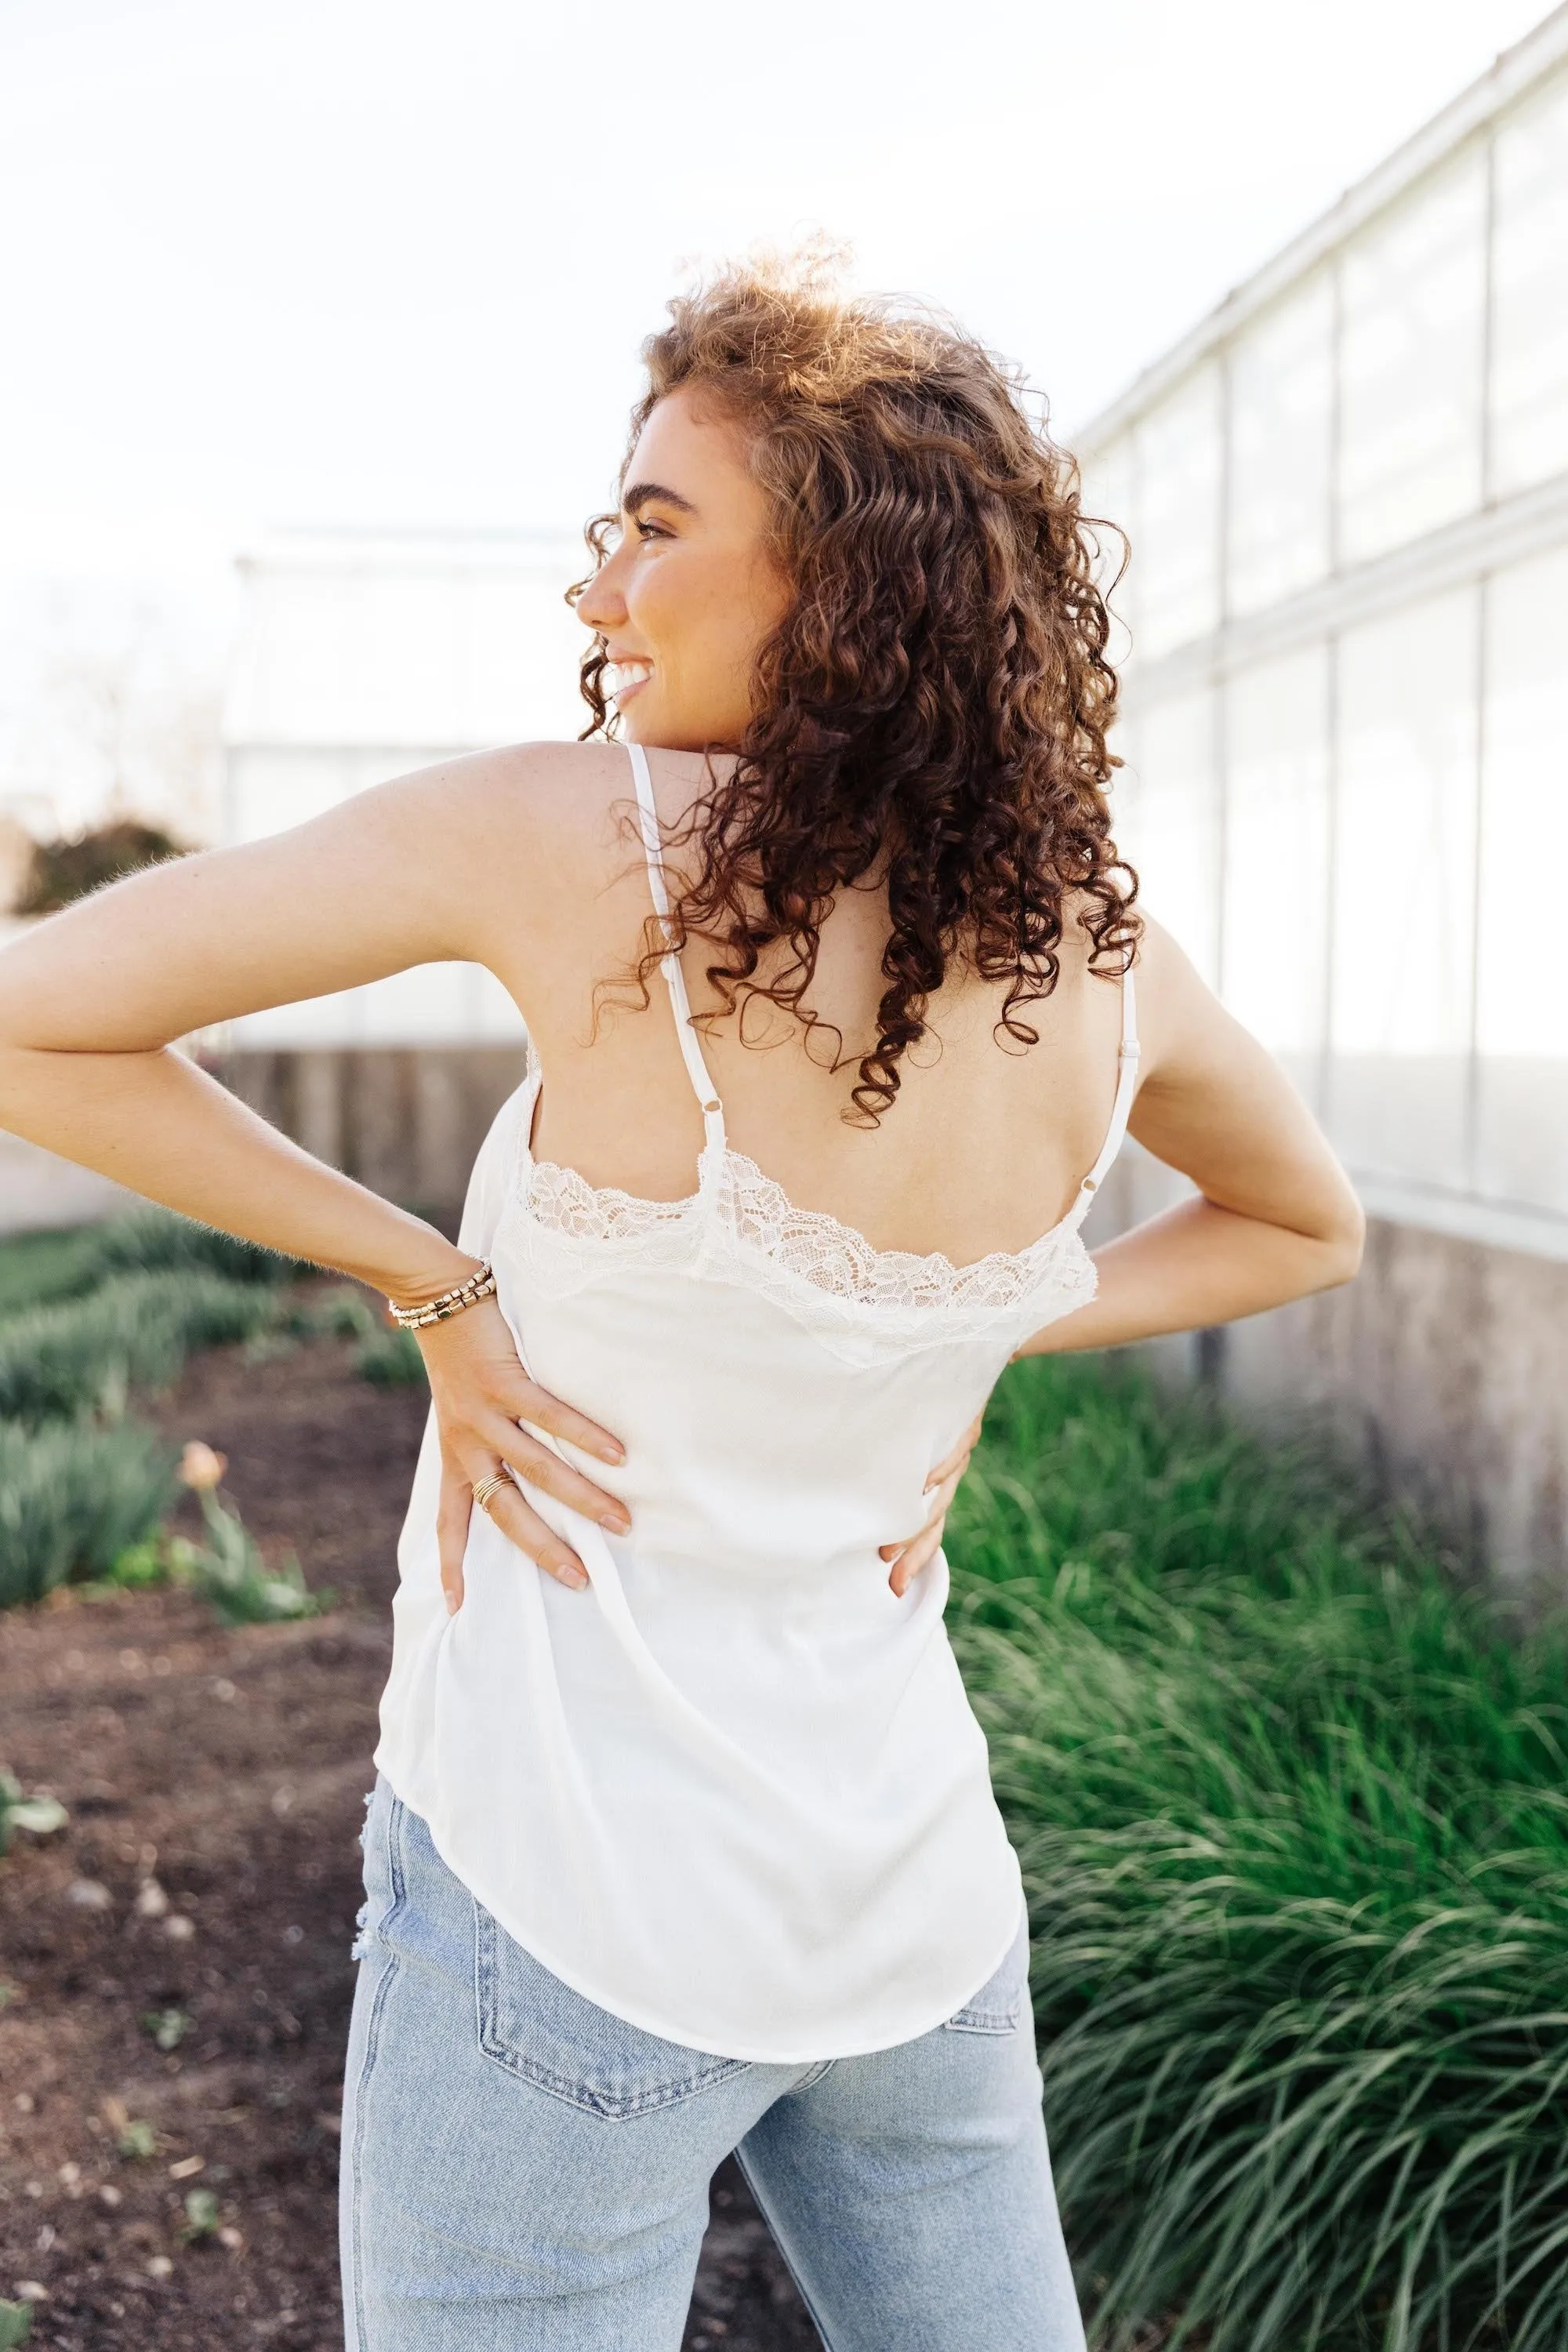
xmin=474 ymin=1900 xmax=752 ymax=2119
xmin=942 ymin=1916 xmax=1030 ymax=2035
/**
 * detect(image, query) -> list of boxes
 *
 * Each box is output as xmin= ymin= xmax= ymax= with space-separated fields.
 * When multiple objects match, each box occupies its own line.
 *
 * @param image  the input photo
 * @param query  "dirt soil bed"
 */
xmin=0 ymin=1333 xmax=817 ymax=2350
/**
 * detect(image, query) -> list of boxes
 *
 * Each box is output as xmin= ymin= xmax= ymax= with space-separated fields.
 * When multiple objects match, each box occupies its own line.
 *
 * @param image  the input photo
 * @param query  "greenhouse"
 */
xmin=1079 ymin=6 xmax=1568 ymax=1582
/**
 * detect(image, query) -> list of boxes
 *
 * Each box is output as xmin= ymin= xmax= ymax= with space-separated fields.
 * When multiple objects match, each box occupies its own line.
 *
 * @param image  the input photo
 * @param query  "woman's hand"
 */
xmin=878 ymin=1413 xmax=984 ymax=1599
xmin=416 ymin=1291 xmax=630 ymax=1615
xmin=422 ymin=1287 xmax=982 ymax=1613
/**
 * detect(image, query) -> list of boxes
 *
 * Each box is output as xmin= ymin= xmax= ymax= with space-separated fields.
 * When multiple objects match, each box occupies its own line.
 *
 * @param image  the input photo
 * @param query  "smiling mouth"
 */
xmin=603 ymin=659 xmax=652 ymax=702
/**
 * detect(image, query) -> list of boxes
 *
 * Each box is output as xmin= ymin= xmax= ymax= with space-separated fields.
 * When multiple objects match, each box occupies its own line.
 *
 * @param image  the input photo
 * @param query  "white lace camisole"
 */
xmin=372 ymin=742 xmax=1141 ymax=2063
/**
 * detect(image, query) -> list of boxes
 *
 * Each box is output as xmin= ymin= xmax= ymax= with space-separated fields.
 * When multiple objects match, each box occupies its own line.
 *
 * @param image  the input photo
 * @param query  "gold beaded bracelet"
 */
xmin=386 ymin=1262 xmax=497 ymax=1331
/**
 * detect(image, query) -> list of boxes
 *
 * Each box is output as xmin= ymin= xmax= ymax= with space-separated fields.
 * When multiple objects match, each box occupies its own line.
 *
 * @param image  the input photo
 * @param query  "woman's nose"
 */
xmin=575 ymin=553 xmax=627 ymax=633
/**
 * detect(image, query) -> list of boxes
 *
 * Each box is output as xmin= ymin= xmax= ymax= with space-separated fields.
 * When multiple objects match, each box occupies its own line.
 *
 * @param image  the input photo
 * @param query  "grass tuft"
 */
xmin=0 ymin=1207 xmax=302 ymax=1322
xmin=0 ymin=1271 xmax=285 ymax=1425
xmin=949 ymin=1355 xmax=1568 ymax=2352
xmin=75 ymin=1205 xmax=301 ymax=1290
xmin=355 ymin=1324 xmax=427 ymax=1386
xmin=305 ymin=1286 xmax=429 ymax=1385
xmin=0 ymin=1420 xmax=180 ymax=1609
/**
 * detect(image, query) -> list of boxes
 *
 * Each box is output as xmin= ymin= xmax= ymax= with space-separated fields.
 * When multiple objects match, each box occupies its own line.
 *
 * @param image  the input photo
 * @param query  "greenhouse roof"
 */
xmin=1079 ymin=2 xmax=1568 ymax=451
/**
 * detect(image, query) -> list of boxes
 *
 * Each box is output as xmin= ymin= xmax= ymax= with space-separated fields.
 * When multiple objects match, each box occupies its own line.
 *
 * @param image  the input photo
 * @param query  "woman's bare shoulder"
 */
xmin=447 ymin=739 xmax=724 ymax=860
xmin=419 ymin=741 xmax=728 ymax=992
xmin=432 ymin=738 xmax=630 ymax=840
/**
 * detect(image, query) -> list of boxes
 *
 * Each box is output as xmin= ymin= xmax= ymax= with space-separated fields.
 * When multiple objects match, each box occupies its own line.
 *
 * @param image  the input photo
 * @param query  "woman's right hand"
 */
xmin=878 ymin=1413 xmax=984 ymax=1598
xmin=415 ymin=1290 xmax=630 ymax=1616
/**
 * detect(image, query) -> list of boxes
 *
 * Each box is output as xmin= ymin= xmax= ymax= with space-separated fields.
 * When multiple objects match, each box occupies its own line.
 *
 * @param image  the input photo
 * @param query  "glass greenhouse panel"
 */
xmin=1120 ymin=688 xmax=1220 ymax=984
xmin=1228 ymin=274 xmax=1334 ymax=617
xmin=1327 ymin=589 xmax=1479 ymax=1190
xmin=1491 ymin=67 xmax=1568 ymax=499
xmin=228 ymin=746 xmax=361 ymax=844
xmin=1077 ymin=433 xmax=1137 ymax=666
xmin=350 ymin=574 xmax=467 ymax=746
xmin=463 ymin=573 xmax=590 ymax=742
xmin=1475 ymin=547 xmax=1568 ymax=1217
xmin=229 ymin=574 xmax=354 ymax=750
xmin=1221 ymin=647 xmax=1331 ymax=1102
xmin=1338 ymin=151 xmax=1486 ymax=567
xmin=1132 ymin=367 xmax=1222 ymax=660
xmin=1108 ymin=708 xmax=1142 ymax=864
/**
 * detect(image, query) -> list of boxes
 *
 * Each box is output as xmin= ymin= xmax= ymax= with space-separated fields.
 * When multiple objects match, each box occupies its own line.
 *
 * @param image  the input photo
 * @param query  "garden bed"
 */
xmin=8 ymin=1214 xmax=1565 ymax=2350
xmin=0 ymin=1332 xmax=814 ymax=2352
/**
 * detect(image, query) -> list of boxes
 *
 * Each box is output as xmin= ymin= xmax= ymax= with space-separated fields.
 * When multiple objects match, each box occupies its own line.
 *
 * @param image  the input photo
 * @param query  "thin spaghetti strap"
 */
xmin=626 ymin=743 xmax=727 ymax=1155
xmin=1070 ymin=959 xmax=1141 ymax=1218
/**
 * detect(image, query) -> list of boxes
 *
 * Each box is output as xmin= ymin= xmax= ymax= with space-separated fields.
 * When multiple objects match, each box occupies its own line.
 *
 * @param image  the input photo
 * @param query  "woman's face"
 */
xmin=575 ymin=386 xmax=790 ymax=750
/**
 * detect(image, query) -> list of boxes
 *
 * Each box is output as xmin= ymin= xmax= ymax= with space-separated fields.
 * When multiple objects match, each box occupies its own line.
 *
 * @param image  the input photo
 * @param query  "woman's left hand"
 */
xmin=878 ymin=1413 xmax=984 ymax=1598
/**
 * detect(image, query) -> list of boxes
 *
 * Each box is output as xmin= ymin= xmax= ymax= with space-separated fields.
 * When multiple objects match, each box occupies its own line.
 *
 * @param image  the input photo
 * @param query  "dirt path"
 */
xmin=0 ymin=1334 xmax=816 ymax=2350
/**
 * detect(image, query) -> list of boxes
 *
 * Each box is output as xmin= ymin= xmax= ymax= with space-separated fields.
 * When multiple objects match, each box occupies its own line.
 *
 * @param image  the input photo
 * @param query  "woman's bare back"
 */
xmin=487 ymin=742 xmax=1128 ymax=1272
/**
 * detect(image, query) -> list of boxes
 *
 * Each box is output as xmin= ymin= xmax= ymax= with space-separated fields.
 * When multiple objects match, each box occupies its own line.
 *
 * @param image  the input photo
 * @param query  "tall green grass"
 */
xmin=0 ymin=1225 xmax=102 ymax=1318
xmin=0 ymin=1270 xmax=285 ymax=1425
xmin=0 ymin=1420 xmax=178 ymax=1607
xmin=0 ymin=1207 xmax=299 ymax=1319
xmin=949 ymin=1356 xmax=1568 ymax=2352
xmin=0 ymin=1210 xmax=307 ymax=1606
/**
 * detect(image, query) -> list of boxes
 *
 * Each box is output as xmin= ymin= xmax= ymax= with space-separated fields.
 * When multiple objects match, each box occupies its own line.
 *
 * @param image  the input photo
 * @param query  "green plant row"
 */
xmin=0 ymin=1205 xmax=301 ymax=1321
xmin=946 ymin=1356 xmax=1568 ymax=2352
xmin=0 ymin=1419 xmax=178 ymax=1610
xmin=0 ymin=1269 xmax=289 ymax=1426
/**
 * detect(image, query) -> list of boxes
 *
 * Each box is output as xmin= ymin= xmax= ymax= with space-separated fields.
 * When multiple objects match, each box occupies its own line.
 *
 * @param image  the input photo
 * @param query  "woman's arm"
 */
xmin=0 ymin=756 xmax=505 ymax=1298
xmin=0 ymin=746 xmax=633 ymax=1589
xmin=1017 ymin=917 xmax=1365 ymax=1359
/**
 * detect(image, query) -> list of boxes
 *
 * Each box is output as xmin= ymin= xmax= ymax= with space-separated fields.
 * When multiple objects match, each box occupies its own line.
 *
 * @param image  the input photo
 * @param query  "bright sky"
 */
xmin=0 ymin=0 xmax=1552 ymax=825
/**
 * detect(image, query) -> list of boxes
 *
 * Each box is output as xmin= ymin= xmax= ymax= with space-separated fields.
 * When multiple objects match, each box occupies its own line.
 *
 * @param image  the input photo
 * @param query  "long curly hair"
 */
xmin=570 ymin=259 xmax=1138 ymax=1126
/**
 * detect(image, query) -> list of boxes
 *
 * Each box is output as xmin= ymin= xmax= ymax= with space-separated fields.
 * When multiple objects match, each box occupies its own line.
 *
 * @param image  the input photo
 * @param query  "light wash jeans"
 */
xmin=339 ymin=1771 xmax=1086 ymax=2351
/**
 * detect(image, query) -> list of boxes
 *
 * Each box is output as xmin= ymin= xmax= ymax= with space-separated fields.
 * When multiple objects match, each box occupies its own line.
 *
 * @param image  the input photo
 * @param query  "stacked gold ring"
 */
xmin=471 ymin=1471 xmax=514 ymax=1516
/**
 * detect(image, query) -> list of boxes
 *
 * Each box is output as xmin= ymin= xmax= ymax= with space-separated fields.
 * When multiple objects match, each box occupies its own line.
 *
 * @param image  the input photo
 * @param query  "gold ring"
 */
xmin=471 ymin=1471 xmax=513 ymax=1516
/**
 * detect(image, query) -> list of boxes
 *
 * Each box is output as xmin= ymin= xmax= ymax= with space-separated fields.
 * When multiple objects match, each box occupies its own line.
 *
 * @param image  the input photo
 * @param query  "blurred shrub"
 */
xmin=0 ymin=1418 xmax=179 ymax=1608
xmin=0 ymin=1227 xmax=105 ymax=1319
xmin=14 ymin=818 xmax=187 ymax=915
xmin=296 ymin=1283 xmax=427 ymax=1386
xmin=0 ymin=1270 xmax=285 ymax=1425
xmin=356 ymin=1324 xmax=427 ymax=1386
xmin=0 ymin=1216 xmax=327 ymax=1617
xmin=99 ymin=1536 xmax=170 ymax=1589
xmin=83 ymin=1205 xmax=301 ymax=1289
xmin=0 ymin=1207 xmax=303 ymax=1323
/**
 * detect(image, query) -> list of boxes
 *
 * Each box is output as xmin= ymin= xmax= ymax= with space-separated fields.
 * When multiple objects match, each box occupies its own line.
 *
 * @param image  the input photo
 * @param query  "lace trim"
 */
xmin=521 ymin=1140 xmax=1087 ymax=1318
xmin=523 ymin=1159 xmax=700 ymax=1244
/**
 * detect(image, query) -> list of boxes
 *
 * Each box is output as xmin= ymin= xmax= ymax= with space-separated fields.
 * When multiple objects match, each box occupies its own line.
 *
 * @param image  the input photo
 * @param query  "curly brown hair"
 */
xmin=571 ymin=260 xmax=1138 ymax=1126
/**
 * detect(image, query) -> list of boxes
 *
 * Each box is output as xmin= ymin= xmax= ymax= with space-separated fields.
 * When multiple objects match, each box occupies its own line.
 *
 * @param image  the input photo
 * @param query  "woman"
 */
xmin=0 ymin=265 xmax=1363 ymax=2350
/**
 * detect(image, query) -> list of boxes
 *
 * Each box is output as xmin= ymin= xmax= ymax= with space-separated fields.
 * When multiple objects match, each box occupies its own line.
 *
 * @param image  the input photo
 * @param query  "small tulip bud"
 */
xmin=178 ymin=1441 xmax=228 ymax=1491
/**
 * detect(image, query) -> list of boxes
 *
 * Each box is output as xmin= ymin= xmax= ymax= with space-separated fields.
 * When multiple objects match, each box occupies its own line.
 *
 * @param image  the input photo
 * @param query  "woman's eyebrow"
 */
xmin=622 ymin=479 xmax=699 ymax=517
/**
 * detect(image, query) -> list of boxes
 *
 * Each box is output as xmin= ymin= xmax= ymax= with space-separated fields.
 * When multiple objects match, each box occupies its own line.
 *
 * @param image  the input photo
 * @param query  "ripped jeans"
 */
xmin=339 ymin=1771 xmax=1086 ymax=2352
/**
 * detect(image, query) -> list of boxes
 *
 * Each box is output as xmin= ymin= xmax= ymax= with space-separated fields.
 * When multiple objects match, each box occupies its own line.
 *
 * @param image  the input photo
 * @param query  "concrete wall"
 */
xmin=216 ymin=1045 xmax=528 ymax=1228
xmin=1219 ymin=1221 xmax=1568 ymax=1599
xmin=1086 ymin=1145 xmax=1568 ymax=1598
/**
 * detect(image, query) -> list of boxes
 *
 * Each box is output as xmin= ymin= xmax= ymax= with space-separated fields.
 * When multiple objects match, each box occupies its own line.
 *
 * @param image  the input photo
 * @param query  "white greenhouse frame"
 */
xmin=1077 ymin=5 xmax=1568 ymax=1265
